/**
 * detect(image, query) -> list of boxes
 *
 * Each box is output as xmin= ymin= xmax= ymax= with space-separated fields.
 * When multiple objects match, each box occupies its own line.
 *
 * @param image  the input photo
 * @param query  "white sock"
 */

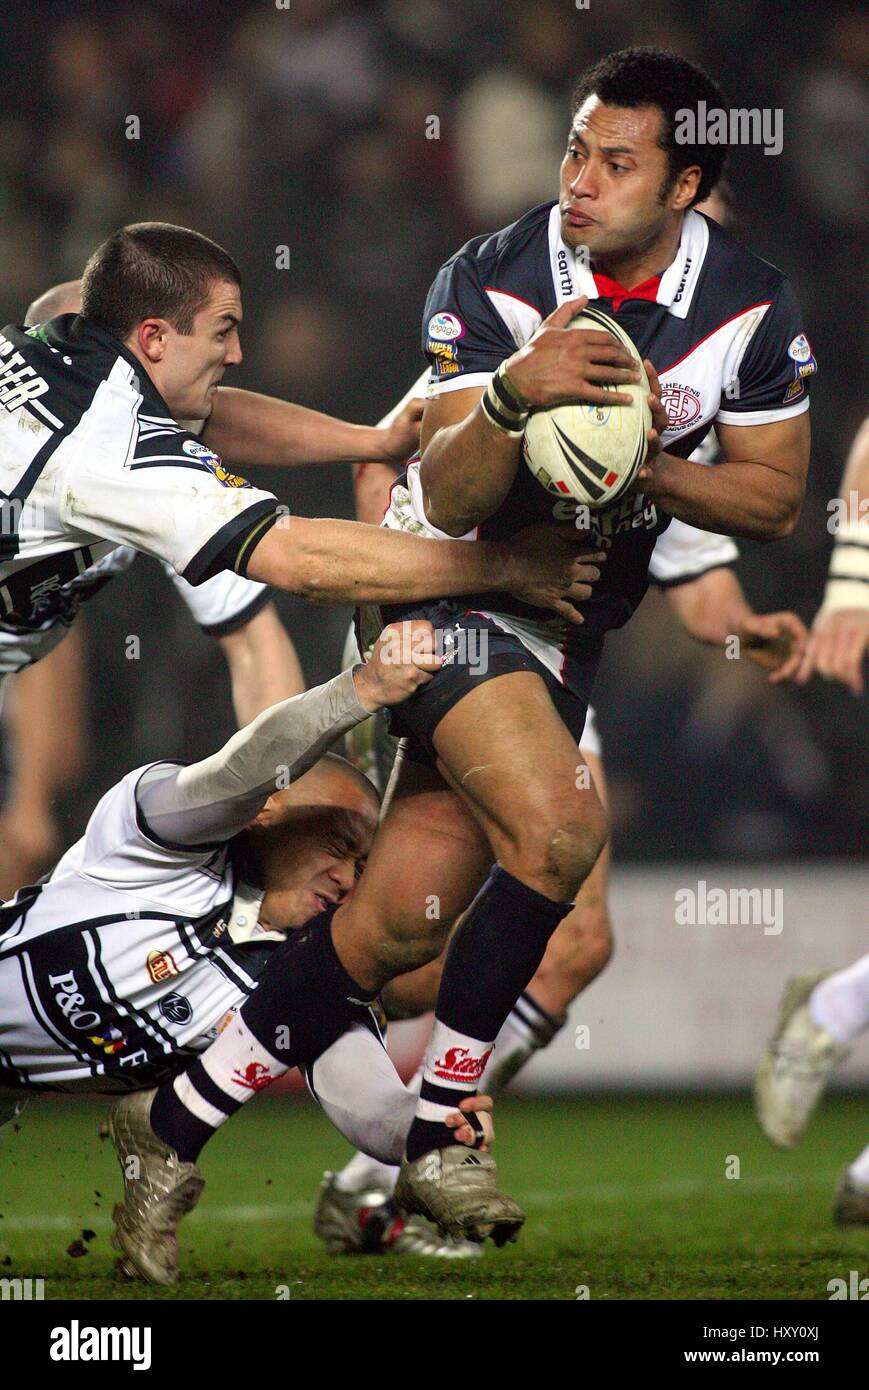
xmin=810 ymin=953 xmax=869 ymax=1045
xmin=481 ymin=990 xmax=564 ymax=1091
xmin=334 ymin=1150 xmax=399 ymax=1193
xmin=333 ymin=1065 xmax=423 ymax=1192
xmin=848 ymin=1141 xmax=869 ymax=1190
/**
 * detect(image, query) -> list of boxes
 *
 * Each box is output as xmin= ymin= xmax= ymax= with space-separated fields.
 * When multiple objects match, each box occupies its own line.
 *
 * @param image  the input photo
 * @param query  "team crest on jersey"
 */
xmin=182 ymin=438 xmax=251 ymax=488
xmin=146 ymin=949 xmax=179 ymax=984
xmin=661 ymin=383 xmax=702 ymax=430
xmin=427 ymin=312 xmax=464 ymax=342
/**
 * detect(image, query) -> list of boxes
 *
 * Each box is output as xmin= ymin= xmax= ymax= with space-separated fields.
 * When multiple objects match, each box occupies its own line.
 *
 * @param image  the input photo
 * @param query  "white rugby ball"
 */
xmin=522 ymin=306 xmax=651 ymax=509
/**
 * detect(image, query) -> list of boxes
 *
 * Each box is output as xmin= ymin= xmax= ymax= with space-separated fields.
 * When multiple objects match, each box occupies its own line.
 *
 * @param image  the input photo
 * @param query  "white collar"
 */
xmin=226 ymin=879 xmax=286 ymax=946
xmin=547 ymin=204 xmax=709 ymax=319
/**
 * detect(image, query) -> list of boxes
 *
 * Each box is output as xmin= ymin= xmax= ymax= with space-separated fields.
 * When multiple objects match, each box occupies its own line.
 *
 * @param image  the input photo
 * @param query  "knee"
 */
xmin=512 ymin=802 xmax=608 ymax=900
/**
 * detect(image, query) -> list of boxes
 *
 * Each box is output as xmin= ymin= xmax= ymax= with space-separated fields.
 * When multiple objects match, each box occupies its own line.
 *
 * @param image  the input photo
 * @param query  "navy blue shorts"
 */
xmin=368 ymin=600 xmax=603 ymax=766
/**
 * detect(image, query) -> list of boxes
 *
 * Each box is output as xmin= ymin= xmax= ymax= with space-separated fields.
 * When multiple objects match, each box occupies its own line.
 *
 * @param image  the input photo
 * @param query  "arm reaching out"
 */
xmin=136 ymin=622 xmax=441 ymax=847
xmin=202 ymin=387 xmax=423 ymax=469
xmin=797 ymin=416 xmax=869 ymax=695
xmin=665 ymin=566 xmax=807 ymax=683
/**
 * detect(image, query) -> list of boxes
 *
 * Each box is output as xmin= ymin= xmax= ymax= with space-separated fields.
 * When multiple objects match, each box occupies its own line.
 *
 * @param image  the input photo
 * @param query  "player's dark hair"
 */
xmin=571 ymin=47 xmax=728 ymax=207
xmin=80 ymin=222 xmax=241 ymax=341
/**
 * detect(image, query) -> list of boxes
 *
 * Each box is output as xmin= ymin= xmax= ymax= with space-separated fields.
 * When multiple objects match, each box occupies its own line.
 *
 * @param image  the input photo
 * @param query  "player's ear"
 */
xmin=672 ymin=166 xmax=702 ymax=211
xmin=248 ymin=795 xmax=280 ymax=830
xmin=133 ymin=317 xmax=170 ymax=362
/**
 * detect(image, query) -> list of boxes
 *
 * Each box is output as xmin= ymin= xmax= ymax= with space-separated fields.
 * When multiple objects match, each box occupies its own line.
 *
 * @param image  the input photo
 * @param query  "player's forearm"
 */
xmin=642 ymin=453 xmax=804 ymax=541
xmin=246 ymin=514 xmax=520 ymax=605
xmin=216 ymin=604 xmax=306 ymax=726
xmin=665 ymin=568 xmax=752 ymax=646
xmin=420 ymin=402 xmax=522 ymax=536
xmin=136 ymin=667 xmax=371 ymax=846
xmin=203 ymin=387 xmax=397 ymax=468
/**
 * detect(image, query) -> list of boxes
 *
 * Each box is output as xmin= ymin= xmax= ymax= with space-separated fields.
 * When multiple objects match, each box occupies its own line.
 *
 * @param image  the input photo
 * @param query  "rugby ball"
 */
xmin=522 ymin=306 xmax=652 ymax=509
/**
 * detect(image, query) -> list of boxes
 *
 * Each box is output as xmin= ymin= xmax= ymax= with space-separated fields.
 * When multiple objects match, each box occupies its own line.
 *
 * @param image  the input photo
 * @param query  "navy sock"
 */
xmin=406 ymin=865 xmax=572 ymax=1162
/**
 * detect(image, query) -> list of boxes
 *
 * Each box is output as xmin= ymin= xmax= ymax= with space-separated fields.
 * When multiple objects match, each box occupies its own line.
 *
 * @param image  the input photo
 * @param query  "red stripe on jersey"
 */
xmin=657 ymin=301 xmax=772 ymax=375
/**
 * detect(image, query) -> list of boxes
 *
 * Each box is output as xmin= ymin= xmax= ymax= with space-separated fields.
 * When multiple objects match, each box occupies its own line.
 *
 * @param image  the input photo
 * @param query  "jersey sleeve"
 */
xmin=715 ymin=278 xmax=816 ymax=427
xmin=649 ymin=517 xmax=739 ymax=588
xmin=59 ymin=424 xmax=281 ymax=586
xmin=163 ymin=564 xmax=272 ymax=637
xmin=79 ymin=763 xmax=228 ymax=890
xmin=422 ymin=250 xmax=519 ymax=396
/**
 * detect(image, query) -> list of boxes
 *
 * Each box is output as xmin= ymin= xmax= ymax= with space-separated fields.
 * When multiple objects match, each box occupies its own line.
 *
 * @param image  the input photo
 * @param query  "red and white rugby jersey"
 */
xmin=383 ymin=202 xmax=814 ymax=653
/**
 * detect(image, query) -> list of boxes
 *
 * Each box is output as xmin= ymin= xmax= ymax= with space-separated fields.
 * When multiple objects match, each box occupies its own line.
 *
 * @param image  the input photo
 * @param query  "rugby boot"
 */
xmin=313 ymin=1171 xmax=482 ymax=1257
xmin=107 ymin=1088 xmax=205 ymax=1285
xmin=754 ymin=972 xmax=849 ymax=1148
xmin=394 ymin=1144 xmax=525 ymax=1246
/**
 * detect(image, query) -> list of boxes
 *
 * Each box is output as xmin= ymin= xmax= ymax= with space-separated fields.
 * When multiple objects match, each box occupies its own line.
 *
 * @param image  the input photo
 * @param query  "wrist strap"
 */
xmin=820 ymin=524 xmax=869 ymax=615
xmin=482 ymin=362 xmax=531 ymax=437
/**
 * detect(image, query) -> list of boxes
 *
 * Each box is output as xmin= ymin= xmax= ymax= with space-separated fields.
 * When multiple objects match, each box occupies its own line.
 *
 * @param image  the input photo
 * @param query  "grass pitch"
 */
xmin=1 ymin=1093 xmax=865 ymax=1300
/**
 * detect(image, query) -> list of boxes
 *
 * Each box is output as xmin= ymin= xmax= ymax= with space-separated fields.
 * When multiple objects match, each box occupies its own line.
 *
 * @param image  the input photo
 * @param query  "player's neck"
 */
xmin=591 ymin=216 xmax=684 ymax=291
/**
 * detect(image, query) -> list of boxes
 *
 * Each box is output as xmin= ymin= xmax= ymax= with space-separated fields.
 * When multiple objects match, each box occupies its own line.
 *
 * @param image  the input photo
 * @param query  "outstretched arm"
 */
xmin=201 ymin=387 xmax=423 ymax=469
xmin=135 ymin=623 xmax=440 ymax=847
xmin=797 ymin=416 xmax=869 ymax=694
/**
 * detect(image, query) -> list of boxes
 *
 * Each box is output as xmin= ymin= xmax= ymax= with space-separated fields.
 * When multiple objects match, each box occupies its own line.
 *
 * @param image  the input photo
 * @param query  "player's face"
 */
xmin=155 ymin=279 xmax=243 ymax=420
xmin=559 ymin=98 xmax=699 ymax=266
xmin=259 ymin=803 xmax=378 ymax=932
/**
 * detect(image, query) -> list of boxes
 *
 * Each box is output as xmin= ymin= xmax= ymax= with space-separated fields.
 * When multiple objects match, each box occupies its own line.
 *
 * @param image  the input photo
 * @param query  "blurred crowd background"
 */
xmin=0 ymin=0 xmax=866 ymax=862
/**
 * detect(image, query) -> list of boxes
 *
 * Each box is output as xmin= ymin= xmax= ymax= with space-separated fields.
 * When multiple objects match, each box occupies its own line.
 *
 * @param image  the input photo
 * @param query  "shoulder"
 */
xmin=699 ymin=216 xmax=795 ymax=312
xmin=433 ymin=201 xmax=556 ymax=296
xmin=425 ymin=204 xmax=555 ymax=352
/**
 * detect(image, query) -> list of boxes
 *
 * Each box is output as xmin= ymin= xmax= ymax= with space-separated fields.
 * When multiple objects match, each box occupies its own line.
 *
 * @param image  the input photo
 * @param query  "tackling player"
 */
xmin=0 ymin=280 xmax=305 ymax=897
xmin=0 ymin=223 xmax=598 ymax=685
xmin=301 ymin=46 xmax=815 ymax=1240
xmin=0 ymin=271 xmax=296 ymax=900
xmin=0 ymin=621 xmax=494 ymax=1282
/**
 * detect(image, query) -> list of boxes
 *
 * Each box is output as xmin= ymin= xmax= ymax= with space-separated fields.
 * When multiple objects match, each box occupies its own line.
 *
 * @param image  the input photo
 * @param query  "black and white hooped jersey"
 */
xmin=383 ymin=203 xmax=814 ymax=665
xmin=0 ymin=315 xmax=281 ymax=632
xmin=0 ymin=765 xmax=278 ymax=1092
